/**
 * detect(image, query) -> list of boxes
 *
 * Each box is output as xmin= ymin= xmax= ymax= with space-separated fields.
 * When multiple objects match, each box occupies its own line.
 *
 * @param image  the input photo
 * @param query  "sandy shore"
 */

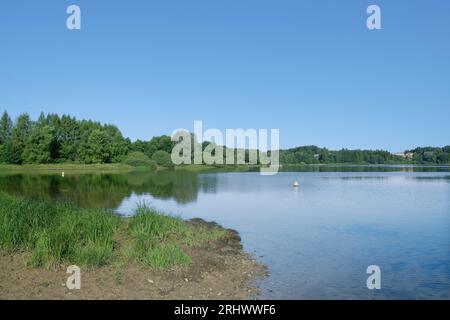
xmin=0 ymin=220 xmax=266 ymax=299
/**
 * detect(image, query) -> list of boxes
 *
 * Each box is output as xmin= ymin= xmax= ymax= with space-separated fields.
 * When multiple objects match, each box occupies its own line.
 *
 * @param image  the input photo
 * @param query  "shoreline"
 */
xmin=1 ymin=163 xmax=448 ymax=175
xmin=0 ymin=219 xmax=267 ymax=300
xmin=0 ymin=218 xmax=266 ymax=300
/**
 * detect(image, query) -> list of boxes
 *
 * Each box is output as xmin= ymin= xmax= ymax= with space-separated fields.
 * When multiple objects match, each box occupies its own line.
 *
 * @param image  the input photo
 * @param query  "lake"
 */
xmin=1 ymin=166 xmax=449 ymax=299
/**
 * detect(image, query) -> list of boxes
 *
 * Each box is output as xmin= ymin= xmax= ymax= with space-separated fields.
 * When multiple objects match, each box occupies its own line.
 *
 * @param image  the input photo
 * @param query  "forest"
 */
xmin=0 ymin=111 xmax=449 ymax=166
xmin=279 ymin=145 xmax=450 ymax=165
xmin=0 ymin=111 xmax=175 ymax=167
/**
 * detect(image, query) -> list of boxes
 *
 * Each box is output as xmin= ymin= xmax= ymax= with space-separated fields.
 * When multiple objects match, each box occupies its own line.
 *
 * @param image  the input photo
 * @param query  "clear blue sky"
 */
xmin=0 ymin=0 xmax=449 ymax=151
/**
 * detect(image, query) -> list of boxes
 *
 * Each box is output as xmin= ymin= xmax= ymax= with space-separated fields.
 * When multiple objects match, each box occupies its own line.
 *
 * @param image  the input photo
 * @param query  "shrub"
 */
xmin=123 ymin=151 xmax=157 ymax=169
xmin=0 ymin=195 xmax=227 ymax=270
xmin=151 ymin=150 xmax=174 ymax=168
xmin=128 ymin=204 xmax=226 ymax=269
xmin=0 ymin=193 xmax=119 ymax=267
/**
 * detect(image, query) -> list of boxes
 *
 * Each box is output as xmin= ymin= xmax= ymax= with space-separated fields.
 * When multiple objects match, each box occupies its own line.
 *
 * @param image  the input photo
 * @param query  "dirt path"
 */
xmin=0 ymin=220 xmax=266 ymax=299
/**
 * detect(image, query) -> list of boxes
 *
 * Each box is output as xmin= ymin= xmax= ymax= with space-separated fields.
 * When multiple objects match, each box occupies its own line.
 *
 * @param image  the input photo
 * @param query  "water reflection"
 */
xmin=0 ymin=170 xmax=211 ymax=208
xmin=0 ymin=166 xmax=449 ymax=299
xmin=281 ymin=165 xmax=450 ymax=173
xmin=0 ymin=167 xmax=448 ymax=210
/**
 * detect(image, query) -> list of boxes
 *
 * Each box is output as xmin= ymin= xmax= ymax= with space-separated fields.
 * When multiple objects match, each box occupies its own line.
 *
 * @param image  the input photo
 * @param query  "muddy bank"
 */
xmin=0 ymin=219 xmax=266 ymax=300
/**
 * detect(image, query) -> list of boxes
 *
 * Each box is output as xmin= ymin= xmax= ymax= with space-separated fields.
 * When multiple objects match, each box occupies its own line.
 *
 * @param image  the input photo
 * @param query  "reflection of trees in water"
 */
xmin=282 ymin=165 xmax=448 ymax=173
xmin=0 ymin=170 xmax=217 ymax=209
xmin=0 ymin=174 xmax=131 ymax=209
xmin=125 ymin=170 xmax=203 ymax=204
xmin=199 ymin=174 xmax=218 ymax=193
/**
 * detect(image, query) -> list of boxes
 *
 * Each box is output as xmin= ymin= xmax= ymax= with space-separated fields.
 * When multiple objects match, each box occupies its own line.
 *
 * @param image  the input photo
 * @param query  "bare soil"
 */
xmin=0 ymin=219 xmax=266 ymax=300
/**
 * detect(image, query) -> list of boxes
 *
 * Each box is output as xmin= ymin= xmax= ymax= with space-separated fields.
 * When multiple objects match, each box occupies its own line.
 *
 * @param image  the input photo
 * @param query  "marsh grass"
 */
xmin=0 ymin=193 xmax=119 ymax=267
xmin=0 ymin=193 xmax=227 ymax=271
xmin=128 ymin=204 xmax=226 ymax=269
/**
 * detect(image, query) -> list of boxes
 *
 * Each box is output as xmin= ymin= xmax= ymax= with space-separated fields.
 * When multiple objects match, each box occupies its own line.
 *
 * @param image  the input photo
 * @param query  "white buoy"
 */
xmin=62 ymin=171 xmax=65 ymax=178
xmin=293 ymin=181 xmax=300 ymax=188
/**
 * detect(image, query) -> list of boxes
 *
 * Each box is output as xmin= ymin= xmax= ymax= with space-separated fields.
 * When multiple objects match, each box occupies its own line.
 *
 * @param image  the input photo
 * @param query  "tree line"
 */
xmin=0 ymin=111 xmax=175 ymax=166
xmin=0 ymin=111 xmax=449 ymax=165
xmin=279 ymin=145 xmax=450 ymax=165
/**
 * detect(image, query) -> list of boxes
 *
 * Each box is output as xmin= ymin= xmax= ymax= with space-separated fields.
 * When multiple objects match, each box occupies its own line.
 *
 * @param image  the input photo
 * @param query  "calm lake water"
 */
xmin=1 ymin=166 xmax=449 ymax=299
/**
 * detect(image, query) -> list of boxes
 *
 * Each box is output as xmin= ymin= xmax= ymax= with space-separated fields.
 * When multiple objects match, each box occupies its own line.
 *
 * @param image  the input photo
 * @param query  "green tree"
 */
xmin=79 ymin=129 xmax=111 ymax=164
xmin=145 ymin=135 xmax=174 ymax=157
xmin=104 ymin=124 xmax=130 ymax=162
xmin=131 ymin=139 xmax=147 ymax=153
xmin=152 ymin=150 xmax=174 ymax=168
xmin=0 ymin=111 xmax=13 ymax=163
xmin=0 ymin=111 xmax=12 ymax=144
xmin=122 ymin=151 xmax=157 ymax=169
xmin=22 ymin=125 xmax=55 ymax=164
xmin=58 ymin=115 xmax=81 ymax=161
xmin=9 ymin=113 xmax=31 ymax=164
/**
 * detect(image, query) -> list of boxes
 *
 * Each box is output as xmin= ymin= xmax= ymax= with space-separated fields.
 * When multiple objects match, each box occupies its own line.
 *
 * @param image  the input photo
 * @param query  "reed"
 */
xmin=0 ymin=194 xmax=227 ymax=270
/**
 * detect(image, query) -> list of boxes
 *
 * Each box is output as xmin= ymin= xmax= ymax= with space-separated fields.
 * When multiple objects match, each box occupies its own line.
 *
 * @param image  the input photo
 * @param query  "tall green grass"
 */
xmin=0 ymin=193 xmax=119 ymax=267
xmin=0 ymin=194 xmax=227 ymax=270
xmin=128 ymin=204 xmax=226 ymax=269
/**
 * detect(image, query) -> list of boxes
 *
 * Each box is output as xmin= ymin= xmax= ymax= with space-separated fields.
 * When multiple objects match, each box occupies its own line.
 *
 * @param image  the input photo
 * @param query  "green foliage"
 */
xmin=0 ymin=193 xmax=119 ymax=267
xmin=8 ymin=113 xmax=32 ymax=164
xmin=131 ymin=135 xmax=176 ymax=159
xmin=1 ymin=111 xmax=448 ymax=166
xmin=0 ymin=111 xmax=12 ymax=145
xmin=122 ymin=151 xmax=156 ymax=169
xmin=22 ymin=125 xmax=56 ymax=164
xmin=79 ymin=129 xmax=111 ymax=163
xmin=145 ymin=135 xmax=174 ymax=157
xmin=0 ymin=144 xmax=9 ymax=164
xmin=152 ymin=150 xmax=174 ymax=168
xmin=280 ymin=146 xmax=450 ymax=165
xmin=0 ymin=169 xmax=202 ymax=207
xmin=58 ymin=115 xmax=81 ymax=162
xmin=0 ymin=112 xmax=132 ymax=165
xmin=0 ymin=194 xmax=227 ymax=270
xmin=128 ymin=204 xmax=226 ymax=269
xmin=142 ymin=243 xmax=191 ymax=270
xmin=407 ymin=146 xmax=450 ymax=164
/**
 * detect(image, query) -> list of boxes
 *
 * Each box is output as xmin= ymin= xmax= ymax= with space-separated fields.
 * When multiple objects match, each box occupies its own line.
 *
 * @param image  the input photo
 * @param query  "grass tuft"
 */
xmin=0 ymin=193 xmax=227 ymax=271
xmin=0 ymin=193 xmax=119 ymax=267
xmin=128 ymin=204 xmax=225 ymax=269
xmin=143 ymin=242 xmax=191 ymax=270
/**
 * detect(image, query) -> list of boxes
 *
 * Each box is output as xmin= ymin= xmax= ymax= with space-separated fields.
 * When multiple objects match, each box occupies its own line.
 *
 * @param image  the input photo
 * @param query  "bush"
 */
xmin=0 ymin=193 xmax=119 ymax=267
xmin=128 ymin=204 xmax=226 ymax=269
xmin=0 ymin=194 xmax=227 ymax=270
xmin=123 ymin=151 xmax=157 ymax=169
xmin=151 ymin=150 xmax=174 ymax=168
